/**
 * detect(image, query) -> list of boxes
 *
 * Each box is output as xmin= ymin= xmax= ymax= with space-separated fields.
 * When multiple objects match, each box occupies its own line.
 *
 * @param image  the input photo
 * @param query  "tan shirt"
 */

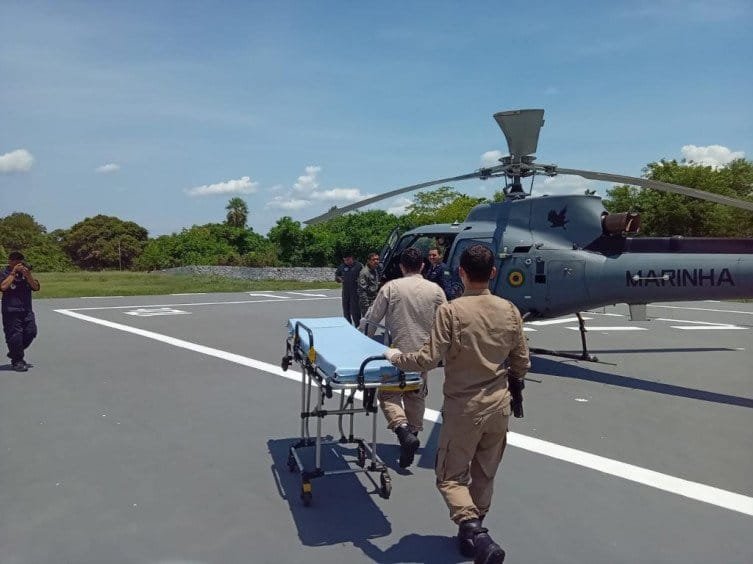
xmin=391 ymin=288 xmax=530 ymax=416
xmin=363 ymin=273 xmax=447 ymax=351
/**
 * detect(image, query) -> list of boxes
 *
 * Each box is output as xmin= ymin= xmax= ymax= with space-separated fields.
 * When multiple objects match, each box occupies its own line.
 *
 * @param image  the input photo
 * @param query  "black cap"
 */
xmin=8 ymin=251 xmax=25 ymax=261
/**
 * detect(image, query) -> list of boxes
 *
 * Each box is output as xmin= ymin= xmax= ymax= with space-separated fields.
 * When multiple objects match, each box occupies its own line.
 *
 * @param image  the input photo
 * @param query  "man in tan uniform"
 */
xmin=359 ymin=247 xmax=446 ymax=468
xmin=385 ymin=244 xmax=529 ymax=564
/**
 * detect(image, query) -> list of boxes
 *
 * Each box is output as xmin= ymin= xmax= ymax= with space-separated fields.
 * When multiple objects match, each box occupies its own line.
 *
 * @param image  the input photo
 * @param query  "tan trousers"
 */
xmin=378 ymin=373 xmax=427 ymax=433
xmin=435 ymin=407 xmax=510 ymax=524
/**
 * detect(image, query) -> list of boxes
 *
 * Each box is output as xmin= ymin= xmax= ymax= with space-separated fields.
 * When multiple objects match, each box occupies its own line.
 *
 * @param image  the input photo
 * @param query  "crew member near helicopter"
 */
xmin=385 ymin=244 xmax=529 ymax=564
xmin=424 ymin=246 xmax=454 ymax=300
xmin=1 ymin=251 xmax=40 ymax=372
xmin=359 ymin=247 xmax=446 ymax=468
xmin=334 ymin=252 xmax=362 ymax=325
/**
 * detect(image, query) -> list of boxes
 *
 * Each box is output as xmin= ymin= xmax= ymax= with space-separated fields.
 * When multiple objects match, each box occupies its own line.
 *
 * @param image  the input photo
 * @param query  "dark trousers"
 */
xmin=342 ymin=292 xmax=361 ymax=326
xmin=3 ymin=310 xmax=37 ymax=363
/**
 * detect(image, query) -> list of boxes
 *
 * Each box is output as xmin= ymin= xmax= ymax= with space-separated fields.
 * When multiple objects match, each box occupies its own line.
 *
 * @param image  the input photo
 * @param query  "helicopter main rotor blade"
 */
xmin=555 ymin=167 xmax=753 ymax=212
xmin=303 ymin=170 xmax=491 ymax=224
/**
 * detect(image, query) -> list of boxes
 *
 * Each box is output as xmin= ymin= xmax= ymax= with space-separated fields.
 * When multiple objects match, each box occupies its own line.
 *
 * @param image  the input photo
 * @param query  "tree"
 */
xmin=268 ymin=216 xmax=305 ymax=265
xmin=604 ymin=159 xmax=753 ymax=236
xmin=0 ymin=212 xmax=47 ymax=250
xmin=63 ymin=215 xmax=149 ymax=269
xmin=225 ymin=197 xmax=249 ymax=228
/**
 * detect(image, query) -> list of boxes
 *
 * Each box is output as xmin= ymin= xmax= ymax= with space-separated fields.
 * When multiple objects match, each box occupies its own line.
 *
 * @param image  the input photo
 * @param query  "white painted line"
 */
xmin=651 ymin=305 xmax=753 ymax=316
xmin=65 ymin=296 xmax=338 ymax=312
xmin=170 ymin=292 xmax=207 ymax=296
xmin=286 ymin=292 xmax=327 ymax=297
xmin=81 ymin=296 xmax=125 ymax=299
xmin=246 ymin=293 xmax=290 ymax=299
xmin=124 ymin=308 xmax=191 ymax=317
xmin=586 ymin=312 xmax=625 ymax=317
xmin=673 ymin=326 xmax=747 ymax=330
xmin=529 ymin=316 xmax=592 ymax=326
xmin=655 ymin=318 xmax=730 ymax=326
xmin=53 ymin=307 xmax=753 ymax=517
xmin=566 ymin=326 xmax=647 ymax=331
xmin=523 ymin=327 xmax=537 ymax=332
xmin=704 ymin=300 xmax=721 ymax=303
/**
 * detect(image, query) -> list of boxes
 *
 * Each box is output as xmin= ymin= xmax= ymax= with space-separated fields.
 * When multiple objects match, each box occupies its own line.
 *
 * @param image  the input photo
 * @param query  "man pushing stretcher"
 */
xmin=385 ymin=244 xmax=530 ymax=564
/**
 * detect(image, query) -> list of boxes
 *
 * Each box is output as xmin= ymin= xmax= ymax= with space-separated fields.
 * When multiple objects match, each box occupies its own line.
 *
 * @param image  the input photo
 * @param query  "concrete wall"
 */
xmin=161 ymin=265 xmax=336 ymax=282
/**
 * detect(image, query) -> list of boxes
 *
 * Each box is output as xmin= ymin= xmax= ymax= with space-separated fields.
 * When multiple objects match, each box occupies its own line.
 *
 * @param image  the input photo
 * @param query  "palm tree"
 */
xmin=225 ymin=197 xmax=249 ymax=228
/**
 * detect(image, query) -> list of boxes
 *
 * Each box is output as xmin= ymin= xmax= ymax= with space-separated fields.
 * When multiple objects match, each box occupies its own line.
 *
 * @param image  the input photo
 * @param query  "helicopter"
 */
xmin=304 ymin=109 xmax=753 ymax=362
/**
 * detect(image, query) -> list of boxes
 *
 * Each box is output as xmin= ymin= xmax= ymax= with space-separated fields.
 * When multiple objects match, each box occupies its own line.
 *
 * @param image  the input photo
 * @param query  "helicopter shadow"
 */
xmin=530 ymin=356 xmax=753 ymax=409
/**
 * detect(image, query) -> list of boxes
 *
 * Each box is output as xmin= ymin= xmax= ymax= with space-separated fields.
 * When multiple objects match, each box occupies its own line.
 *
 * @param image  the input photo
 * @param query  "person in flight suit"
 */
xmin=1 ymin=251 xmax=41 ymax=372
xmin=334 ymin=252 xmax=362 ymax=325
xmin=359 ymin=247 xmax=446 ymax=467
xmin=357 ymin=252 xmax=382 ymax=316
xmin=385 ymin=244 xmax=529 ymax=564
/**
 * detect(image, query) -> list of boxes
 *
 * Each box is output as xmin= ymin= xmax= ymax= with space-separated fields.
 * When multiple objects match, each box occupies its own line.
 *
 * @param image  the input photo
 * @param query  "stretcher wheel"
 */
xmin=281 ymin=356 xmax=290 ymax=371
xmin=379 ymin=472 xmax=392 ymax=499
xmin=301 ymin=480 xmax=313 ymax=506
xmin=287 ymin=453 xmax=297 ymax=472
xmin=356 ymin=442 xmax=367 ymax=468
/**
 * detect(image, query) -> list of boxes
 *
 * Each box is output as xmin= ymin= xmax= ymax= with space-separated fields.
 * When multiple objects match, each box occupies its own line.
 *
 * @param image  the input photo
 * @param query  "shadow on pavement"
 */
xmin=353 ymin=534 xmax=467 ymax=563
xmin=531 ymin=356 xmax=753 ymax=408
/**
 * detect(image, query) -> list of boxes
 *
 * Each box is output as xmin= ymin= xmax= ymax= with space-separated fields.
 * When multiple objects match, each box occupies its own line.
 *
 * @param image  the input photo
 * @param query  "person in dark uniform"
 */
xmin=424 ymin=246 xmax=454 ymax=299
xmin=1 ymin=251 xmax=40 ymax=372
xmin=334 ymin=252 xmax=362 ymax=325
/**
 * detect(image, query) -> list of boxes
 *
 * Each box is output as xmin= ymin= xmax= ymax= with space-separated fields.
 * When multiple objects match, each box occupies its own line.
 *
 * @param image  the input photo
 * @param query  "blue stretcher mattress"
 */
xmin=287 ymin=317 xmax=422 ymax=386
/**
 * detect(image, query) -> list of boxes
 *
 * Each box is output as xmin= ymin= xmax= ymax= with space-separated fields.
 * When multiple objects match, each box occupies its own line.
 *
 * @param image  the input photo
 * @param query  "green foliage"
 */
xmin=404 ymin=186 xmax=486 ymax=226
xmin=604 ymin=159 xmax=753 ymax=236
xmin=0 ymin=212 xmax=47 ymax=250
xmin=225 ymin=197 xmax=249 ymax=228
xmin=63 ymin=215 xmax=149 ymax=269
xmin=24 ymin=234 xmax=76 ymax=271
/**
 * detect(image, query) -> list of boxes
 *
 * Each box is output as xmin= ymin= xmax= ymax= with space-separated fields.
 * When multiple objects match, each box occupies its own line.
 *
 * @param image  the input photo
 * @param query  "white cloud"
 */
xmin=481 ymin=150 xmax=504 ymax=168
xmin=293 ymin=165 xmax=321 ymax=194
xmin=0 ymin=149 xmax=34 ymax=173
xmin=680 ymin=144 xmax=744 ymax=169
xmin=385 ymin=196 xmax=412 ymax=216
xmin=265 ymin=196 xmax=310 ymax=210
xmin=96 ymin=163 xmax=120 ymax=174
xmin=185 ymin=176 xmax=259 ymax=197
xmin=310 ymin=188 xmax=368 ymax=202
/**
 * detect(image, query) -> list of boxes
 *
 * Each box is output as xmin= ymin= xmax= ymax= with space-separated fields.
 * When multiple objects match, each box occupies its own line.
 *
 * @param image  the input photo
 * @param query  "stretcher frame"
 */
xmin=281 ymin=319 xmax=419 ymax=506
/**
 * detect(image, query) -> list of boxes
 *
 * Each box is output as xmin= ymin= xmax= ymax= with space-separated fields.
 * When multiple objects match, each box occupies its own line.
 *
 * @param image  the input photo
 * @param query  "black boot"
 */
xmin=395 ymin=425 xmax=420 ymax=468
xmin=473 ymin=530 xmax=505 ymax=564
xmin=457 ymin=518 xmax=485 ymax=558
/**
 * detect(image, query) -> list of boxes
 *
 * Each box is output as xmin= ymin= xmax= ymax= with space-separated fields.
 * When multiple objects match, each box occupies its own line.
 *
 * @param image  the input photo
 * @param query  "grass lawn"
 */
xmin=34 ymin=271 xmax=339 ymax=299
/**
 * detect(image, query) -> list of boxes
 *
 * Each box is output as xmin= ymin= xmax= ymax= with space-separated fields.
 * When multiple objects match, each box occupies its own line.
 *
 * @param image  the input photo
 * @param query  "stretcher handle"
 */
xmin=357 ymin=355 xmax=389 ymax=390
xmin=293 ymin=321 xmax=315 ymax=364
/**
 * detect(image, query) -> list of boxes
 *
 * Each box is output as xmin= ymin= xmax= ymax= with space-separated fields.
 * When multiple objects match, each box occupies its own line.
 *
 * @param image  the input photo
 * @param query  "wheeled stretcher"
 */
xmin=281 ymin=317 xmax=422 ymax=506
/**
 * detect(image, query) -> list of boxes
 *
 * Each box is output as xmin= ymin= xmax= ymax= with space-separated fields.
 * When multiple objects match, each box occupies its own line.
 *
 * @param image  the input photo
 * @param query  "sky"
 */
xmin=1 ymin=0 xmax=752 ymax=237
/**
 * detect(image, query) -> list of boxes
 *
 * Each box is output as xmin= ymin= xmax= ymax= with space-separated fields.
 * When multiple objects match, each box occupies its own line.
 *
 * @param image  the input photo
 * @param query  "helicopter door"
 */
xmin=546 ymin=260 xmax=585 ymax=314
xmin=448 ymin=238 xmax=496 ymax=290
xmin=380 ymin=227 xmax=402 ymax=268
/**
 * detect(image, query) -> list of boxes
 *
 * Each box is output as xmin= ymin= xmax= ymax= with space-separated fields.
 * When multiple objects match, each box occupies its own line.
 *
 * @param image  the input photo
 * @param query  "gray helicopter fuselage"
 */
xmin=390 ymin=194 xmax=753 ymax=319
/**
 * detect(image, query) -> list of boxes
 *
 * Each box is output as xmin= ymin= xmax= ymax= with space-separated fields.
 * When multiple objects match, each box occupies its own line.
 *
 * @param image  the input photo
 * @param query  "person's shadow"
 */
xmin=353 ymin=535 xmax=468 ymax=563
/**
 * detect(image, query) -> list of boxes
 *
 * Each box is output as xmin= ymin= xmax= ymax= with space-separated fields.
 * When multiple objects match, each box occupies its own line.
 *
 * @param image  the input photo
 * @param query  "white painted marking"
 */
xmin=586 ymin=312 xmax=625 ymax=317
xmin=81 ymin=296 xmax=125 ymax=299
xmin=170 ymin=292 xmax=207 ymax=296
xmin=529 ymin=316 xmax=592 ymax=326
xmin=704 ymin=300 xmax=721 ymax=303
xmin=655 ymin=317 xmax=745 ymax=330
xmin=566 ymin=326 xmax=647 ymax=331
xmin=574 ymin=398 xmax=589 ymax=403
xmin=124 ymin=307 xmax=191 ymax=317
xmin=247 ymin=293 xmax=290 ymax=299
xmin=523 ymin=327 xmax=537 ymax=332
xmin=54 ymin=307 xmax=753 ymax=517
xmin=651 ymin=305 xmax=753 ymax=316
xmin=655 ymin=318 xmax=730 ymax=326
xmin=286 ymin=291 xmax=327 ymax=297
xmin=66 ymin=296 xmax=338 ymax=312
xmin=673 ymin=326 xmax=747 ymax=331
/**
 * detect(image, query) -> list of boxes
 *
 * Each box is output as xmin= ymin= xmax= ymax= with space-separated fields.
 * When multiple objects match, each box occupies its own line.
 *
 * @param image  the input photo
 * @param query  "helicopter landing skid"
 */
xmin=530 ymin=313 xmax=605 ymax=364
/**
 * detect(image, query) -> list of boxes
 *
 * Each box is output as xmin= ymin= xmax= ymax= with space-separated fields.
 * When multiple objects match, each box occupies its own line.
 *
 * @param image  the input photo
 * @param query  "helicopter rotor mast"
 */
xmin=302 ymin=109 xmax=753 ymax=224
